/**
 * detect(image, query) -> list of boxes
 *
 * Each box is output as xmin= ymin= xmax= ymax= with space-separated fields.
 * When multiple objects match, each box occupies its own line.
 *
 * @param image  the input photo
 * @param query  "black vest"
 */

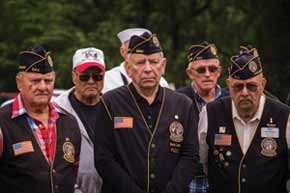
xmin=101 ymin=85 xmax=196 ymax=193
xmin=206 ymin=96 xmax=290 ymax=193
xmin=0 ymin=103 xmax=81 ymax=193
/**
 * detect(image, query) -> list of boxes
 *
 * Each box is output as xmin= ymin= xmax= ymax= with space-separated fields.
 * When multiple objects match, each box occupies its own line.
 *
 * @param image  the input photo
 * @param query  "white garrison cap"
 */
xmin=117 ymin=28 xmax=151 ymax=44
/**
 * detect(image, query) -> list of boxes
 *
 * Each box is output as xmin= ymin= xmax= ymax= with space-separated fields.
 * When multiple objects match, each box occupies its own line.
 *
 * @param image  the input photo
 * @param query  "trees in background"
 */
xmin=0 ymin=0 xmax=289 ymax=100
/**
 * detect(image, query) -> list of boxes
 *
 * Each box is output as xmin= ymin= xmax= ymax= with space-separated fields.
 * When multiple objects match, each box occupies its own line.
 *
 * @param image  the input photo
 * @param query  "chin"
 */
xmin=84 ymin=91 xmax=99 ymax=97
xmin=33 ymin=100 xmax=50 ymax=106
xmin=141 ymin=83 xmax=158 ymax=88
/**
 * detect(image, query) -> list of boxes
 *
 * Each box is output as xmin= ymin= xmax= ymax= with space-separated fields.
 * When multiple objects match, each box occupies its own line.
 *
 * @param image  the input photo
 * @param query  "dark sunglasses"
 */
xmin=194 ymin=66 xmax=219 ymax=74
xmin=231 ymin=83 xmax=259 ymax=92
xmin=79 ymin=73 xmax=104 ymax=82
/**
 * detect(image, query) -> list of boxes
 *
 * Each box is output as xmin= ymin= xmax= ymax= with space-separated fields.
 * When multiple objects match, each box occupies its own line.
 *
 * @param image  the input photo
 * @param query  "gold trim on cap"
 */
xmin=19 ymin=51 xmax=52 ymax=72
xmin=188 ymin=43 xmax=217 ymax=62
xmin=229 ymin=55 xmax=260 ymax=77
xmin=129 ymin=34 xmax=156 ymax=53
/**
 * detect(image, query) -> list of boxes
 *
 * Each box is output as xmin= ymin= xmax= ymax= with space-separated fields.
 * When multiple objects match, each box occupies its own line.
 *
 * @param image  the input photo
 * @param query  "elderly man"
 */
xmin=54 ymin=47 xmax=104 ymax=193
xmin=199 ymin=45 xmax=290 ymax=193
xmin=94 ymin=32 xmax=199 ymax=193
xmin=102 ymin=28 xmax=169 ymax=93
xmin=0 ymin=47 xmax=81 ymax=193
xmin=177 ymin=41 xmax=228 ymax=193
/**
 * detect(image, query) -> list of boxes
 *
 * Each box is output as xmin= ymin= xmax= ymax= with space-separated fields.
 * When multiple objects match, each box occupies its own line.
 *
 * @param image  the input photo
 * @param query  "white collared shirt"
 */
xmin=199 ymin=95 xmax=290 ymax=163
xmin=232 ymin=95 xmax=265 ymax=153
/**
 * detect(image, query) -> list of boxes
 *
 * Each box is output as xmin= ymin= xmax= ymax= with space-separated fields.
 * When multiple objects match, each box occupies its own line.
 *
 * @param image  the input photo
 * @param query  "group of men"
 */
xmin=0 ymin=27 xmax=289 ymax=193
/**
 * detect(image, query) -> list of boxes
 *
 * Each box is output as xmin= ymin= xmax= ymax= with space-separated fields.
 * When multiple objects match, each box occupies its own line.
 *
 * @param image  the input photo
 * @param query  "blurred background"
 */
xmin=0 ymin=0 xmax=289 ymax=103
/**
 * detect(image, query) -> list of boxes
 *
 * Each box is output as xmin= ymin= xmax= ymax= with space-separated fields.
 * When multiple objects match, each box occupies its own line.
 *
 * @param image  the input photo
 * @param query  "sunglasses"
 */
xmin=79 ymin=73 xmax=104 ymax=82
xmin=231 ymin=83 xmax=259 ymax=92
xmin=193 ymin=66 xmax=219 ymax=74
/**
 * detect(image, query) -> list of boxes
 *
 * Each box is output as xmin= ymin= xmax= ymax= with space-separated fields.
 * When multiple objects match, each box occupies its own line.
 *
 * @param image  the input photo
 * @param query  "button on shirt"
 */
xmin=199 ymin=95 xmax=290 ymax=163
xmin=129 ymin=84 xmax=162 ymax=132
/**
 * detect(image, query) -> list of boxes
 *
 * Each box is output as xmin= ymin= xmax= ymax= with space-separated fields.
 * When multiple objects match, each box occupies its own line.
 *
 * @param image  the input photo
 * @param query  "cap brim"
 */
xmin=74 ymin=62 xmax=105 ymax=72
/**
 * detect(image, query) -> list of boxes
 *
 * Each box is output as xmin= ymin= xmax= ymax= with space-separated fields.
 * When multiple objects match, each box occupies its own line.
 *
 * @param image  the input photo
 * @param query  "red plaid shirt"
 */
xmin=11 ymin=94 xmax=65 ymax=163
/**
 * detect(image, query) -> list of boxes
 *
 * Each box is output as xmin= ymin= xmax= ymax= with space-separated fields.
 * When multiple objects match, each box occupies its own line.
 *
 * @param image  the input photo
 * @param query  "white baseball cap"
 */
xmin=72 ymin=47 xmax=105 ymax=72
xmin=117 ymin=28 xmax=151 ymax=44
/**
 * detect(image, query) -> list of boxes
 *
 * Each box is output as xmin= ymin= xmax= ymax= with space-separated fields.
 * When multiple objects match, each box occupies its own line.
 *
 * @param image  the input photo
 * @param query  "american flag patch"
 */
xmin=114 ymin=117 xmax=133 ymax=128
xmin=13 ymin=141 xmax=34 ymax=156
xmin=214 ymin=134 xmax=232 ymax=146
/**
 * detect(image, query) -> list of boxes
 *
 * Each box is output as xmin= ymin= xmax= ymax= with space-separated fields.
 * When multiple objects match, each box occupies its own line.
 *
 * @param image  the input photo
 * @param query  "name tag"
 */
xmin=114 ymin=117 xmax=133 ymax=129
xmin=261 ymin=127 xmax=279 ymax=138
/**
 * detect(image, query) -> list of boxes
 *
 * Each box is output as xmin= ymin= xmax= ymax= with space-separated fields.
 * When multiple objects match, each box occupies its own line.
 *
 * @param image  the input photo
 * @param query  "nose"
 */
xmin=38 ymin=80 xmax=47 ymax=90
xmin=87 ymin=75 xmax=95 ymax=83
xmin=240 ymin=85 xmax=249 ymax=96
xmin=143 ymin=61 xmax=153 ymax=72
xmin=204 ymin=68 xmax=211 ymax=76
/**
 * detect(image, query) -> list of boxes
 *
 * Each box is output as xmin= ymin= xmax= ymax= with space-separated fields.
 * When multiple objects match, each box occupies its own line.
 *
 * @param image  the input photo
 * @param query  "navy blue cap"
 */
xmin=228 ymin=45 xmax=262 ymax=80
xmin=187 ymin=41 xmax=218 ymax=63
xmin=128 ymin=32 xmax=162 ymax=54
xmin=19 ymin=47 xmax=54 ymax=74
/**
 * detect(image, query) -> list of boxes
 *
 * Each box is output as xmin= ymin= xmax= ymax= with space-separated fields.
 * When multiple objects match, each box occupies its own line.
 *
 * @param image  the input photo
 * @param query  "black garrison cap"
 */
xmin=228 ymin=45 xmax=262 ymax=80
xmin=187 ymin=41 xmax=218 ymax=63
xmin=19 ymin=47 xmax=54 ymax=74
xmin=128 ymin=32 xmax=162 ymax=54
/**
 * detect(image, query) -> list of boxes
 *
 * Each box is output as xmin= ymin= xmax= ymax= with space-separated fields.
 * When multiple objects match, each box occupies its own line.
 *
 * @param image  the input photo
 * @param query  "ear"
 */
xmin=216 ymin=66 xmax=222 ymax=78
xmin=120 ymin=43 xmax=128 ymax=59
xmin=126 ymin=62 xmax=133 ymax=78
xmin=16 ymin=74 xmax=23 ymax=92
xmin=261 ymin=77 xmax=267 ymax=90
xmin=161 ymin=58 xmax=167 ymax=75
xmin=226 ymin=77 xmax=231 ymax=88
xmin=72 ymin=71 xmax=77 ymax=85
xmin=186 ymin=68 xmax=195 ymax=81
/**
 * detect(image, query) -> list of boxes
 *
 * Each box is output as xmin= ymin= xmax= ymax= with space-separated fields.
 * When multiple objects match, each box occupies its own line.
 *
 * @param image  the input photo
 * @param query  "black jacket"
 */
xmin=94 ymin=85 xmax=199 ymax=193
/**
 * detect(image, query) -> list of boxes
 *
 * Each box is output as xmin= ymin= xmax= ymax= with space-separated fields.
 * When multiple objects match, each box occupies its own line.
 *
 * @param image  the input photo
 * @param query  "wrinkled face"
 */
xmin=16 ymin=71 xmax=55 ymax=106
xmin=72 ymin=67 xmax=104 ymax=101
xmin=227 ymin=75 xmax=266 ymax=116
xmin=186 ymin=59 xmax=221 ymax=92
xmin=127 ymin=52 xmax=166 ymax=91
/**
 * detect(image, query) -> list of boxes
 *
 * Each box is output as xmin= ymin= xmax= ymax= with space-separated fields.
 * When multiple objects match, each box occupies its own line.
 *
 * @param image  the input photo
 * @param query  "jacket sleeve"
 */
xmin=94 ymin=102 xmax=147 ymax=193
xmin=161 ymin=104 xmax=199 ymax=193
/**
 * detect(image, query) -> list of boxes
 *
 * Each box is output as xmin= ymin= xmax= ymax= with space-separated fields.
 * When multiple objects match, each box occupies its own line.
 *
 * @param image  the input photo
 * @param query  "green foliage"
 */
xmin=0 ymin=0 xmax=289 ymax=100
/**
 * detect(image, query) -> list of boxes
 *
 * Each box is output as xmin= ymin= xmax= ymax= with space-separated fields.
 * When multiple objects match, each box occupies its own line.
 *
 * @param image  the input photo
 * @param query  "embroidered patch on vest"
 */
xmin=169 ymin=121 xmax=184 ymax=143
xmin=261 ymin=138 xmax=277 ymax=157
xmin=214 ymin=134 xmax=232 ymax=146
xmin=114 ymin=117 xmax=133 ymax=128
xmin=13 ymin=141 xmax=34 ymax=156
xmin=63 ymin=141 xmax=75 ymax=163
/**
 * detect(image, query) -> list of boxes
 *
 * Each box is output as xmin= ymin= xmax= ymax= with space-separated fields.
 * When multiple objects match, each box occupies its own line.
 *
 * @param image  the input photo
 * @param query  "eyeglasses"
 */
xmin=231 ymin=83 xmax=259 ymax=92
xmin=193 ymin=66 xmax=219 ymax=74
xmin=79 ymin=73 xmax=104 ymax=82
